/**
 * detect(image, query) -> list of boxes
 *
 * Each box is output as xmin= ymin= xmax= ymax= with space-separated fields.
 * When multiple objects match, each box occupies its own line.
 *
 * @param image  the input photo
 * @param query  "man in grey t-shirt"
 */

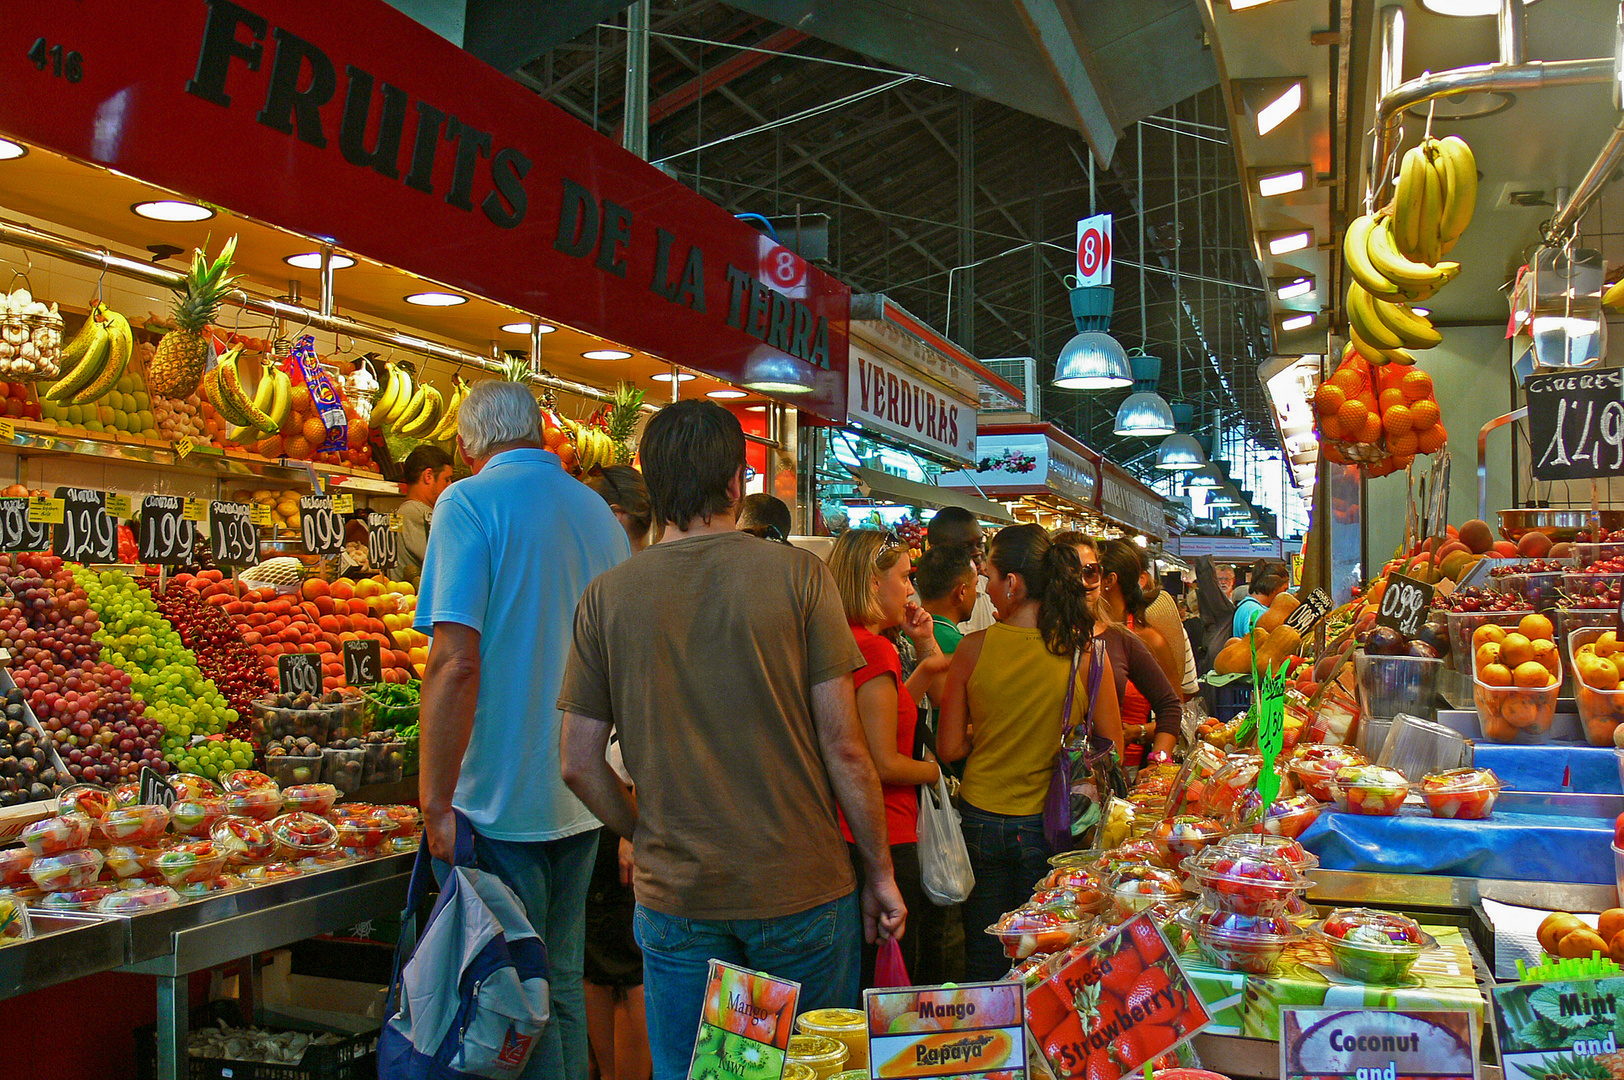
xmin=396 ymin=444 xmax=453 ymax=585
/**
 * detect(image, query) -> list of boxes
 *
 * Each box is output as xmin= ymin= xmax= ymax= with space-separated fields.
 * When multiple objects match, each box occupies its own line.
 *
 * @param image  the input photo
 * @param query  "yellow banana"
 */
xmin=1417 ymin=150 xmax=1445 ymax=266
xmin=401 ymin=385 xmax=444 ymax=438
xmin=71 ymin=309 xmax=132 ymax=405
xmin=1370 ymin=296 xmax=1442 ymax=350
xmin=1604 ymin=277 xmax=1624 ymax=311
xmin=248 ymin=361 xmax=280 ymax=434
xmin=1367 ymin=215 xmax=1457 ymax=291
xmin=48 ymin=317 xmax=109 ymax=402
xmin=373 ymin=364 xmax=401 ymax=421
xmin=264 ymin=368 xmax=292 ymax=430
xmin=1347 ymin=280 xmax=1405 ymax=351
xmin=1343 ymin=215 xmax=1401 ymax=298
xmin=1348 ymin=321 xmax=1415 ymax=367
xmin=1391 ymin=146 xmax=1429 ymax=261
xmin=386 ymin=368 xmax=418 ymax=428
xmin=1436 ymin=134 xmax=1478 ymax=245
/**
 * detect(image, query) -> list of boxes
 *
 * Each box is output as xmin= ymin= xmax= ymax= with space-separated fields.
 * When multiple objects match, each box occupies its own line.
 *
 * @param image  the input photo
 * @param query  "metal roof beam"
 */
xmin=1012 ymin=0 xmax=1119 ymax=166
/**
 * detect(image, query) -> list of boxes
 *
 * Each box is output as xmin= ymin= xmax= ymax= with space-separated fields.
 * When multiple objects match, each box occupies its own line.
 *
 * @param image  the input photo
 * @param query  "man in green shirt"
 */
xmin=914 ymin=545 xmax=978 ymax=654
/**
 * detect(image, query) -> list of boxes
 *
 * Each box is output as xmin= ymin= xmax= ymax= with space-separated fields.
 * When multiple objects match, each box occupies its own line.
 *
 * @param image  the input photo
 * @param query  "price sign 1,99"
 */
xmin=52 ymin=488 xmax=117 ymax=563
xmin=0 ymin=497 xmax=51 ymax=554
xmin=1375 ymin=572 xmax=1435 ymax=640
xmin=343 ymin=638 xmax=382 ymax=687
xmin=300 ymin=495 xmax=344 ymax=556
xmin=366 ymin=512 xmax=397 ymax=568
xmin=138 ymin=496 xmax=194 ymax=565
xmin=277 ymin=653 xmax=322 ymax=697
xmin=209 ymin=502 xmax=258 ymax=566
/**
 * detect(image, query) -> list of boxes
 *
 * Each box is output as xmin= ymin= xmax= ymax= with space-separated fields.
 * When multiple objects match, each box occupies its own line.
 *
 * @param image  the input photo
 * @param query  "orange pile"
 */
xmin=1312 ymin=346 xmax=1446 ymax=476
xmin=1473 ymin=614 xmax=1560 ymax=690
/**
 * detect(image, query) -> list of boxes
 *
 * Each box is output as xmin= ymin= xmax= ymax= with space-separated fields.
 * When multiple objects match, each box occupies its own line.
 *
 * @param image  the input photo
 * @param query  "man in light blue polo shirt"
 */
xmin=415 ymin=380 xmax=629 ymax=1080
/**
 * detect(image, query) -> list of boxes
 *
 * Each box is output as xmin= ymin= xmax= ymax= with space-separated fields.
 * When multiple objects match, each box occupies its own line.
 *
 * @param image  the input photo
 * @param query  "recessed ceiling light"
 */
xmin=0 ymin=139 xmax=26 ymax=161
xmin=405 ymin=292 xmax=467 ymax=306
xmin=283 ymin=252 xmax=356 ymax=270
xmin=707 ymin=389 xmax=748 ymax=399
xmin=583 ymin=349 xmax=633 ymax=360
xmin=1265 ymin=230 xmax=1313 ymax=256
xmin=132 ymin=200 xmax=215 ymax=222
xmin=1256 ymin=82 xmax=1303 ymax=136
xmin=1257 ymin=168 xmax=1307 ymax=197
xmin=502 ymin=321 xmax=556 ymax=335
xmin=1277 ymin=277 xmax=1314 ymax=300
xmin=651 ymin=371 xmax=696 ymax=382
xmin=1280 ymin=313 xmax=1315 ymax=332
xmin=1421 ymin=0 xmax=1537 ymax=14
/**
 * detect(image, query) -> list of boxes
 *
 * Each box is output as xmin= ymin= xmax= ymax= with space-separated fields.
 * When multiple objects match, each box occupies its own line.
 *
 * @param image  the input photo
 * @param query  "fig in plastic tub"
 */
xmin=322 ymin=747 xmax=365 ymax=796
xmin=211 ymin=816 xmax=275 ymax=865
xmin=95 ymin=885 xmax=182 ymax=914
xmin=57 ymin=785 xmax=113 ymax=820
xmin=167 ymin=797 xmax=226 ymax=837
xmin=0 ymin=847 xmax=33 ymax=887
xmin=1330 ymin=765 xmax=1409 ymax=816
xmin=20 ymin=813 xmax=91 ymax=857
xmin=26 ymin=848 xmax=104 ymax=891
xmin=985 ymin=908 xmax=1083 ymax=960
xmin=264 ymin=754 xmax=323 ymax=788
xmin=224 ymin=787 xmax=285 ymax=822
xmin=280 ymin=783 xmax=339 ymax=816
xmin=1312 ymin=907 xmax=1436 ymax=983
xmin=1473 ymin=669 xmax=1560 ymax=743
xmin=1419 ymin=768 xmax=1501 ymax=820
xmin=269 ymin=812 xmax=339 ymax=858
xmin=97 ymin=803 xmax=170 ymax=845
xmin=153 ymin=841 xmax=228 ymax=887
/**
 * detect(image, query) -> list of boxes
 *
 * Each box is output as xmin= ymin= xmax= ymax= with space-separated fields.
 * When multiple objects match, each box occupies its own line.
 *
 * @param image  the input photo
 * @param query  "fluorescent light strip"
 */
xmin=1276 ymin=277 xmax=1313 ymax=300
xmin=1256 ymin=83 xmax=1303 ymax=136
xmin=1280 ymin=313 xmax=1315 ymax=331
xmin=1258 ymin=169 xmax=1306 ymax=197
xmin=1267 ymin=230 xmax=1312 ymax=256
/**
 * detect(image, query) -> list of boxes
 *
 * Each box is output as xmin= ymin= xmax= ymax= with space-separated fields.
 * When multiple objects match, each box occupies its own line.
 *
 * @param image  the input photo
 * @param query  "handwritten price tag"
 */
xmin=181 ymin=499 xmax=209 ymax=523
xmin=1375 ymin=572 xmax=1435 ymax=639
xmin=249 ymin=502 xmax=273 ymax=526
xmin=173 ymin=437 xmax=194 ymax=460
xmin=0 ymin=420 xmax=17 ymax=442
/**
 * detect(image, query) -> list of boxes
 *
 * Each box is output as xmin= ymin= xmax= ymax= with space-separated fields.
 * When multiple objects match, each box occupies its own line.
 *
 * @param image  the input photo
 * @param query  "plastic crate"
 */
xmin=1211 ymin=679 xmax=1252 ymax=722
xmin=135 ymin=1000 xmax=379 ymax=1080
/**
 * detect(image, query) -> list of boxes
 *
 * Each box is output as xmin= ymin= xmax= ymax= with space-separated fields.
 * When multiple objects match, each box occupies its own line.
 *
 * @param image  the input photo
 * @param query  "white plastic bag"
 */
xmin=917 ymin=772 xmax=974 ymax=905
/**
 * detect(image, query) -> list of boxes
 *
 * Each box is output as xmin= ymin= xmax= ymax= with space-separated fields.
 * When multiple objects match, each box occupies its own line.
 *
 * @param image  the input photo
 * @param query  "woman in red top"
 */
xmin=828 ymin=528 xmax=949 ymax=987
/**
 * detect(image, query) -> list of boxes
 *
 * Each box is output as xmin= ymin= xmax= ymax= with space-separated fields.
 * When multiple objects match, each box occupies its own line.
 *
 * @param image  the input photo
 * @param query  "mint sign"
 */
xmin=1492 ymin=977 xmax=1624 ymax=1076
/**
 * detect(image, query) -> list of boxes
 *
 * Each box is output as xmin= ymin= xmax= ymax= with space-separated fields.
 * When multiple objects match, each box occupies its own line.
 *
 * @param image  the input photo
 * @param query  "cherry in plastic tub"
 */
xmin=1312 ymin=908 xmax=1436 ymax=983
xmin=985 ymin=909 xmax=1083 ymax=960
xmin=167 ymin=797 xmax=226 ymax=838
xmin=1330 ymin=765 xmax=1409 ymax=816
xmin=211 ymin=816 xmax=275 ymax=865
xmin=20 ymin=813 xmax=91 ymax=857
xmin=98 ymin=803 xmax=170 ymax=845
xmin=26 ymin=848 xmax=104 ymax=891
xmin=1419 ymin=768 xmax=1501 ymax=820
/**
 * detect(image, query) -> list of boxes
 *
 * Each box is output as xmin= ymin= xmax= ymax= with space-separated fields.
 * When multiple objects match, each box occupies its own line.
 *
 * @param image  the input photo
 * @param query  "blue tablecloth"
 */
xmin=1473 ymin=743 xmax=1622 ymax=794
xmin=1300 ymin=806 xmax=1615 ymax=884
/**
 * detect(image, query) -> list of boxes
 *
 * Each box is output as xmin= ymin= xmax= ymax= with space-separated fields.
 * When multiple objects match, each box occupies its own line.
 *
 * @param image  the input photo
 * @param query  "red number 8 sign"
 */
xmin=1073 ymin=214 xmax=1113 ymax=287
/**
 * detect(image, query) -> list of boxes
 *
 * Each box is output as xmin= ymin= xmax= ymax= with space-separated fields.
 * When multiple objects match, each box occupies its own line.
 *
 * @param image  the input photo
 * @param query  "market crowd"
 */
xmin=412 ymin=383 xmax=1277 ymax=1080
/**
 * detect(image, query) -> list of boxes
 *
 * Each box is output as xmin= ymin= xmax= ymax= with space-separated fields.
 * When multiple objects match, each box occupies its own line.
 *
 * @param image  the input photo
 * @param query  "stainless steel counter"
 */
xmin=0 ymin=911 xmax=128 ymax=999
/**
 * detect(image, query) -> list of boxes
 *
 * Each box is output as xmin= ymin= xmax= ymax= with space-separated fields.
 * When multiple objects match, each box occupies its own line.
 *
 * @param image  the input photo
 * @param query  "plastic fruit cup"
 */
xmin=35 ymin=883 xmax=119 ymax=911
xmin=57 ymin=785 xmax=113 ymax=820
xmin=211 ymin=816 xmax=275 ymax=865
xmin=1473 ymin=670 xmax=1560 ymax=743
xmin=269 ymin=812 xmax=339 ymax=858
xmin=169 ymin=774 xmax=222 ymax=800
xmin=1112 ymin=877 xmax=1185 ymax=920
xmin=240 ymin=862 xmax=302 ymax=883
xmin=985 ymin=910 xmax=1083 ymax=960
xmin=1420 ymin=768 xmax=1501 ymax=820
xmin=1289 ymin=750 xmax=1365 ymax=803
xmin=0 ymin=847 xmax=33 ymax=887
xmin=21 ymin=813 xmax=92 ymax=858
xmin=176 ymin=875 xmax=246 ymax=899
xmin=1330 ymin=766 xmax=1410 ymax=816
xmin=26 ymin=848 xmax=104 ymax=892
xmin=1183 ymin=908 xmax=1299 ymax=975
xmin=97 ymin=804 xmax=170 ymax=845
xmin=1149 ymin=815 xmax=1226 ymax=870
xmin=225 ymin=788 xmax=285 ymax=822
xmin=95 ymin=885 xmax=181 ymax=914
xmin=103 ymin=845 xmax=146 ymax=879
xmin=785 ymin=1034 xmax=848 ymax=1080
xmin=782 ymin=1066 xmax=815 ymax=1080
xmin=1312 ymin=909 xmax=1436 ymax=983
xmin=1243 ymin=793 xmax=1327 ymax=839
xmin=376 ymin=804 xmax=422 ymax=836
xmin=1220 ymin=833 xmax=1318 ymax=873
xmin=0 ymin=896 xmax=30 ymax=943
xmin=110 ymin=780 xmax=140 ymax=807
xmin=153 ymin=842 xmax=228 ymax=887
xmin=167 ymin=798 xmax=226 ymax=837
xmin=333 ymin=814 xmax=397 ymax=850
xmin=1183 ymin=849 xmax=1310 ymax=917
xmin=279 ymin=783 xmax=339 ymax=816
xmin=220 ymin=769 xmax=277 ymax=793
xmin=796 ymin=1009 xmax=868 ymax=1072
xmin=1164 ymin=742 xmax=1229 ymax=817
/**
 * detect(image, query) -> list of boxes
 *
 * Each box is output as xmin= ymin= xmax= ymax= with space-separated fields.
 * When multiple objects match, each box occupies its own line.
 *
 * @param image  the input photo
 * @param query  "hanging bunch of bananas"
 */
xmin=426 ymin=377 xmax=467 ymax=445
xmin=1343 ymin=134 xmax=1477 ymax=366
xmin=204 ymin=345 xmax=291 ymax=441
xmin=48 ymin=301 xmax=133 ymax=405
xmin=562 ymin=416 xmax=617 ymax=472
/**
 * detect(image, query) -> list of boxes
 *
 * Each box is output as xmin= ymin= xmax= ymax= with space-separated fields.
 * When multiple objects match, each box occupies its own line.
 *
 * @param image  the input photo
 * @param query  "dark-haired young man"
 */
xmin=914 ymin=545 xmax=977 ymax=655
xmin=735 ymin=491 xmax=792 ymax=542
xmin=558 ymin=400 xmax=904 ymax=1079
xmin=926 ymin=506 xmax=997 ymax=632
xmin=397 ymin=444 xmax=454 ymax=586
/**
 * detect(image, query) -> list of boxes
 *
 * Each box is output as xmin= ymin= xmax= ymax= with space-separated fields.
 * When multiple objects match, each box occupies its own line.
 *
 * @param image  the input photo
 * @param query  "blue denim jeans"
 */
xmin=434 ymin=827 xmax=600 ymax=1079
xmin=958 ymin=800 xmax=1052 ymax=982
xmin=633 ymin=893 xmax=860 ymax=1080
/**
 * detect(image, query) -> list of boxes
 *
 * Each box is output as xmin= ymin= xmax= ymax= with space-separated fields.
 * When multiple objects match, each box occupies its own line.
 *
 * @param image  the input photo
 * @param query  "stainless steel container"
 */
xmin=1354 ymin=652 xmax=1443 ymax=721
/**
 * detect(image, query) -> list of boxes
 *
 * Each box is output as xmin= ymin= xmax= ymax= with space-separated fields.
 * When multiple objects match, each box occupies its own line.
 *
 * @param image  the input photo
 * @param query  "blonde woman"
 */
xmin=828 ymin=528 xmax=948 ymax=986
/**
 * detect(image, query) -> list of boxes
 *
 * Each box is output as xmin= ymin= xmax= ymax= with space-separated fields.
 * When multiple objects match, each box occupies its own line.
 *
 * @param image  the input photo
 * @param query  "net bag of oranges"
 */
xmin=1313 ymin=345 xmax=1446 ymax=476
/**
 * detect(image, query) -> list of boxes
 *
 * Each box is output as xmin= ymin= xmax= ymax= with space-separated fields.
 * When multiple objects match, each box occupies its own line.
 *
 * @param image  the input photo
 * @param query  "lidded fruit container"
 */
xmin=1419 ymin=767 xmax=1501 ymax=820
xmin=785 ymin=1034 xmax=848 ymax=1080
xmin=20 ymin=812 xmax=91 ymax=857
xmin=220 ymin=769 xmax=277 ymax=794
xmin=225 ymin=787 xmax=285 ymax=822
xmin=1311 ymin=907 xmax=1436 ymax=983
xmin=1179 ymin=906 xmax=1301 ymax=975
xmin=985 ymin=908 xmax=1083 ymax=960
xmin=269 ymin=812 xmax=339 ymax=858
xmin=796 ymin=1009 xmax=867 ymax=1071
xmin=97 ymin=803 xmax=170 ymax=845
xmin=153 ymin=841 xmax=228 ymax=887
xmin=280 ymin=783 xmax=339 ymax=816
xmin=1149 ymin=814 xmax=1226 ymax=870
xmin=211 ymin=816 xmax=275 ymax=865
xmin=1182 ymin=843 xmax=1312 ymax=917
xmin=168 ymin=797 xmax=227 ymax=837
xmin=57 ymin=784 xmax=113 ymax=820
xmin=1330 ymin=765 xmax=1409 ymax=816
xmin=95 ymin=885 xmax=182 ymax=915
xmin=1238 ymin=791 xmax=1326 ymax=839
xmin=0 ymin=847 xmax=33 ymax=887
xmin=36 ymin=883 xmax=119 ymax=912
xmin=1108 ymin=864 xmax=1185 ymax=918
xmin=26 ymin=848 xmax=104 ymax=892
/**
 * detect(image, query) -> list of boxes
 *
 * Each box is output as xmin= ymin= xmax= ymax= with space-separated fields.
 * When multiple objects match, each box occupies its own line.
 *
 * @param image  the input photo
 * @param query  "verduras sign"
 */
xmin=0 ymin=0 xmax=850 ymax=419
xmin=847 ymin=348 xmax=975 ymax=464
xmin=1099 ymin=462 xmax=1166 ymax=539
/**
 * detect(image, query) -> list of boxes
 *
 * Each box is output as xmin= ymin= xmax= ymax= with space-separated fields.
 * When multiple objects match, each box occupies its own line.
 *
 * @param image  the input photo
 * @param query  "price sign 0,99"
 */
xmin=209 ymin=502 xmax=258 ymax=566
xmin=52 ymin=488 xmax=117 ymax=563
xmin=0 ymin=497 xmax=50 ymax=554
xmin=138 ymin=496 xmax=194 ymax=565
xmin=1375 ymin=572 xmax=1435 ymax=639
xmin=343 ymin=638 xmax=381 ymax=687
xmin=366 ymin=512 xmax=397 ymax=568
xmin=300 ymin=495 xmax=343 ymax=556
xmin=277 ymin=653 xmax=322 ymax=697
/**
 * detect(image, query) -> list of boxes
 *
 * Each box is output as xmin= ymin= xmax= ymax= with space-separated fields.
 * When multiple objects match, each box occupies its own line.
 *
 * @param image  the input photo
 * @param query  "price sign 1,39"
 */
xmin=277 ymin=653 xmax=322 ymax=697
xmin=300 ymin=495 xmax=343 ymax=556
xmin=1375 ymin=572 xmax=1435 ymax=639
xmin=366 ymin=512 xmax=397 ymax=568
xmin=0 ymin=497 xmax=50 ymax=554
xmin=208 ymin=502 xmax=258 ymax=566
xmin=343 ymin=638 xmax=382 ymax=687
xmin=52 ymin=488 xmax=117 ymax=563
xmin=138 ymin=495 xmax=194 ymax=565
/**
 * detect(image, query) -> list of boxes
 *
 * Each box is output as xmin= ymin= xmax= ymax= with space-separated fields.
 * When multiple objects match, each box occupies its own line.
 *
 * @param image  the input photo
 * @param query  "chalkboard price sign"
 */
xmin=366 ymin=512 xmax=397 ymax=569
xmin=343 ymin=638 xmax=382 ymax=687
xmin=277 ymin=653 xmax=322 ymax=697
xmin=0 ymin=497 xmax=51 ymax=554
xmin=1526 ymin=369 xmax=1624 ymax=482
xmin=209 ymin=502 xmax=258 ymax=566
xmin=51 ymin=488 xmax=117 ymax=563
xmin=299 ymin=495 xmax=343 ymax=556
xmin=1284 ymin=589 xmax=1333 ymax=635
xmin=1375 ymin=572 xmax=1435 ymax=639
xmin=138 ymin=495 xmax=194 ymax=565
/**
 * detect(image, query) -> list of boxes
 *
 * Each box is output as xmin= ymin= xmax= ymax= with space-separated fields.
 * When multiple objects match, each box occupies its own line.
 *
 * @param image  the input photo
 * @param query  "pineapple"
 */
xmin=606 ymin=381 xmax=644 ymax=464
xmin=148 ymin=235 xmax=240 ymax=398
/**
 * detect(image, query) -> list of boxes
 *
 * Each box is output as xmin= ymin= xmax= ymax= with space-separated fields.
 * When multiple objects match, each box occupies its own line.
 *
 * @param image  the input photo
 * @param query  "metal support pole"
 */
xmin=156 ymin=974 xmax=187 ymax=1080
xmin=622 ymin=1 xmax=650 ymax=159
xmin=1379 ymin=6 xmax=1405 ymax=102
xmin=1547 ymin=123 xmax=1624 ymax=240
xmin=318 ymin=247 xmax=335 ymax=319
xmin=1498 ymin=0 xmax=1526 ymax=67
xmin=957 ymin=93 xmax=976 ymax=354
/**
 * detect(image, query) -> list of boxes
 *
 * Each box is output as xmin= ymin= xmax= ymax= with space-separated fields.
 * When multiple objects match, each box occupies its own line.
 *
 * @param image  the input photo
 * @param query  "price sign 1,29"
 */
xmin=366 ymin=512 xmax=397 ymax=568
xmin=0 ymin=497 xmax=50 ymax=554
xmin=209 ymin=502 xmax=258 ymax=566
xmin=343 ymin=638 xmax=382 ymax=687
xmin=138 ymin=496 xmax=194 ymax=565
xmin=277 ymin=652 xmax=322 ymax=697
xmin=1375 ymin=572 xmax=1435 ymax=640
xmin=52 ymin=488 xmax=117 ymax=563
xmin=300 ymin=495 xmax=344 ymax=556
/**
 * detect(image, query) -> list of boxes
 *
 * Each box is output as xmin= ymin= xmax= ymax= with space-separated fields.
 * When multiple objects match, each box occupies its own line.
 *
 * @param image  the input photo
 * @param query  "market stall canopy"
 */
xmin=848 ymin=465 xmax=1017 ymax=525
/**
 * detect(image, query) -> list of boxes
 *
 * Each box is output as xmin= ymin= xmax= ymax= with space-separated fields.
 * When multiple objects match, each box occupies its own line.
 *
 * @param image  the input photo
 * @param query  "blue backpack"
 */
xmin=379 ymin=812 xmax=551 ymax=1079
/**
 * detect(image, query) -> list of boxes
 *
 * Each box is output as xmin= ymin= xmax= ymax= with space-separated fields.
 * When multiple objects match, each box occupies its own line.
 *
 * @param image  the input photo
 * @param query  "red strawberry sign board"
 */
xmin=1025 ymin=913 xmax=1212 ymax=1078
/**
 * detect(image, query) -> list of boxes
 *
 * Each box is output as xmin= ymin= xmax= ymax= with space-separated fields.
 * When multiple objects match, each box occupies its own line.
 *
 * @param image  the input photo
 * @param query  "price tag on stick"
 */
xmin=343 ymin=638 xmax=381 ymax=687
xmin=208 ymin=501 xmax=258 ymax=566
xmin=277 ymin=653 xmax=322 ymax=697
xmin=138 ymin=766 xmax=177 ymax=808
xmin=138 ymin=496 xmax=194 ymax=566
xmin=51 ymin=488 xmax=117 ymax=563
xmin=0 ymin=497 xmax=50 ymax=553
xmin=299 ymin=495 xmax=344 ymax=556
xmin=366 ymin=513 xmax=397 ymax=568
xmin=1284 ymin=588 xmax=1334 ymax=635
xmin=1375 ymin=572 xmax=1435 ymax=639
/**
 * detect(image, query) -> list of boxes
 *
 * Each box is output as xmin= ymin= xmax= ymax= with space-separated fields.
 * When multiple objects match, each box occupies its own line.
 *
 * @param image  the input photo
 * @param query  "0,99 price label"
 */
xmin=277 ymin=653 xmax=322 ymax=697
xmin=343 ymin=638 xmax=381 ymax=687
xmin=208 ymin=502 xmax=258 ymax=566
xmin=52 ymin=488 xmax=117 ymax=564
xmin=0 ymin=498 xmax=51 ymax=553
xmin=1375 ymin=572 xmax=1435 ymax=640
xmin=138 ymin=495 xmax=195 ymax=566
xmin=299 ymin=495 xmax=343 ymax=556
xmin=366 ymin=512 xmax=397 ymax=568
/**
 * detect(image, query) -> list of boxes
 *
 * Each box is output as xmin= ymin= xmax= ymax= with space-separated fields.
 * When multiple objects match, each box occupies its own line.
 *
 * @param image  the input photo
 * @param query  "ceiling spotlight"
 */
xmin=502 ymin=321 xmax=556 ymax=335
xmin=1280 ymin=313 xmax=1316 ymax=332
xmin=1276 ymin=276 xmax=1314 ymax=300
xmin=1264 ymin=229 xmax=1313 ymax=256
xmin=132 ymin=200 xmax=215 ymax=222
xmin=584 ymin=349 xmax=633 ymax=360
xmin=1052 ymin=331 xmax=1132 ymax=389
xmin=405 ymin=292 xmax=467 ymax=306
xmin=1256 ymin=82 xmax=1303 ymax=135
xmin=1256 ymin=167 xmax=1308 ymax=197
xmin=651 ymin=371 xmax=696 ymax=382
xmin=0 ymin=139 xmax=27 ymax=161
xmin=283 ymin=252 xmax=356 ymax=270
xmin=707 ymin=389 xmax=749 ymax=399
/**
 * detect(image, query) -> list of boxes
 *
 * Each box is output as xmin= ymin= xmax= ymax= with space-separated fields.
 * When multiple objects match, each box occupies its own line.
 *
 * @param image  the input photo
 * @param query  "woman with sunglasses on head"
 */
xmin=828 ymin=528 xmax=950 ymax=987
xmin=936 ymin=524 xmax=1122 ymax=981
xmin=1055 ymin=533 xmax=1183 ymax=762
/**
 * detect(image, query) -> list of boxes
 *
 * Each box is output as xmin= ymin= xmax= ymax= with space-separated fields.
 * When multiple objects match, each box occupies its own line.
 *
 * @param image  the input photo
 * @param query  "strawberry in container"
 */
xmin=1148 ymin=814 xmax=1226 ymax=871
xmin=97 ymin=804 xmax=170 ymax=845
xmin=280 ymin=783 xmax=339 ymax=816
xmin=26 ymin=848 xmax=104 ymax=891
xmin=168 ymin=797 xmax=226 ymax=837
xmin=1238 ymin=791 xmax=1327 ymax=839
xmin=1331 ymin=765 xmax=1410 ymax=816
xmin=225 ymin=787 xmax=285 ymax=822
xmin=153 ymin=841 xmax=228 ymax=887
xmin=984 ymin=909 xmax=1082 ymax=960
xmin=58 ymin=785 xmax=113 ymax=820
xmin=1420 ymin=768 xmax=1501 ymax=820
xmin=20 ymin=813 xmax=92 ymax=857
xmin=0 ymin=847 xmax=32 ymax=888
xmin=269 ymin=812 xmax=338 ymax=858
xmin=1183 ymin=845 xmax=1311 ymax=917
xmin=211 ymin=816 xmax=275 ymax=865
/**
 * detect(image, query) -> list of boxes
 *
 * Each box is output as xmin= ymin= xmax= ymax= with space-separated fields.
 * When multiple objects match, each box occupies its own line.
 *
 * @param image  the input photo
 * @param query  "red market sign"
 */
xmin=0 ymin=0 xmax=849 ymax=420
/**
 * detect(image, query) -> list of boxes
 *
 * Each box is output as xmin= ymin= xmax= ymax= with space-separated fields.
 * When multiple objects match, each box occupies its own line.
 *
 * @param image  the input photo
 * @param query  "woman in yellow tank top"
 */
xmin=937 ymin=524 xmax=1122 ymax=981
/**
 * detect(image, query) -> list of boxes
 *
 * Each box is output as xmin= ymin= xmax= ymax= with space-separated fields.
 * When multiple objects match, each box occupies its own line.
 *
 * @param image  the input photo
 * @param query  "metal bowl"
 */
xmin=1376 ymin=712 xmax=1473 ymax=779
xmin=1498 ymin=507 xmax=1624 ymax=542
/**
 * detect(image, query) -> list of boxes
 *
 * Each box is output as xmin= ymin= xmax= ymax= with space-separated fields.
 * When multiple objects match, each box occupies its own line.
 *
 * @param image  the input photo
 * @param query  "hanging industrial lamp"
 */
xmin=1113 ymin=350 xmax=1175 ymax=436
xmin=1155 ymin=433 xmax=1206 ymax=470
xmin=1053 ymin=331 xmax=1132 ymax=389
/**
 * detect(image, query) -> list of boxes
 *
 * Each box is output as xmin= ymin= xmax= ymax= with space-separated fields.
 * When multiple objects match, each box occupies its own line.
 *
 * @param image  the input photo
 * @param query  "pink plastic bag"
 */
xmin=874 ymin=937 xmax=910 ymax=988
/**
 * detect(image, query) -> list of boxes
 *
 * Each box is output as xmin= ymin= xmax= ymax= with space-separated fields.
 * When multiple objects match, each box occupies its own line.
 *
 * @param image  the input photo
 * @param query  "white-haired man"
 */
xmin=415 ymin=380 xmax=630 ymax=1079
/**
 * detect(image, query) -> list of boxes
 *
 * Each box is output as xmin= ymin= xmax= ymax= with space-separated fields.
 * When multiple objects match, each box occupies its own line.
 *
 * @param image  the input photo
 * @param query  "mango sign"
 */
xmin=864 ymin=982 xmax=1026 ymax=1078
